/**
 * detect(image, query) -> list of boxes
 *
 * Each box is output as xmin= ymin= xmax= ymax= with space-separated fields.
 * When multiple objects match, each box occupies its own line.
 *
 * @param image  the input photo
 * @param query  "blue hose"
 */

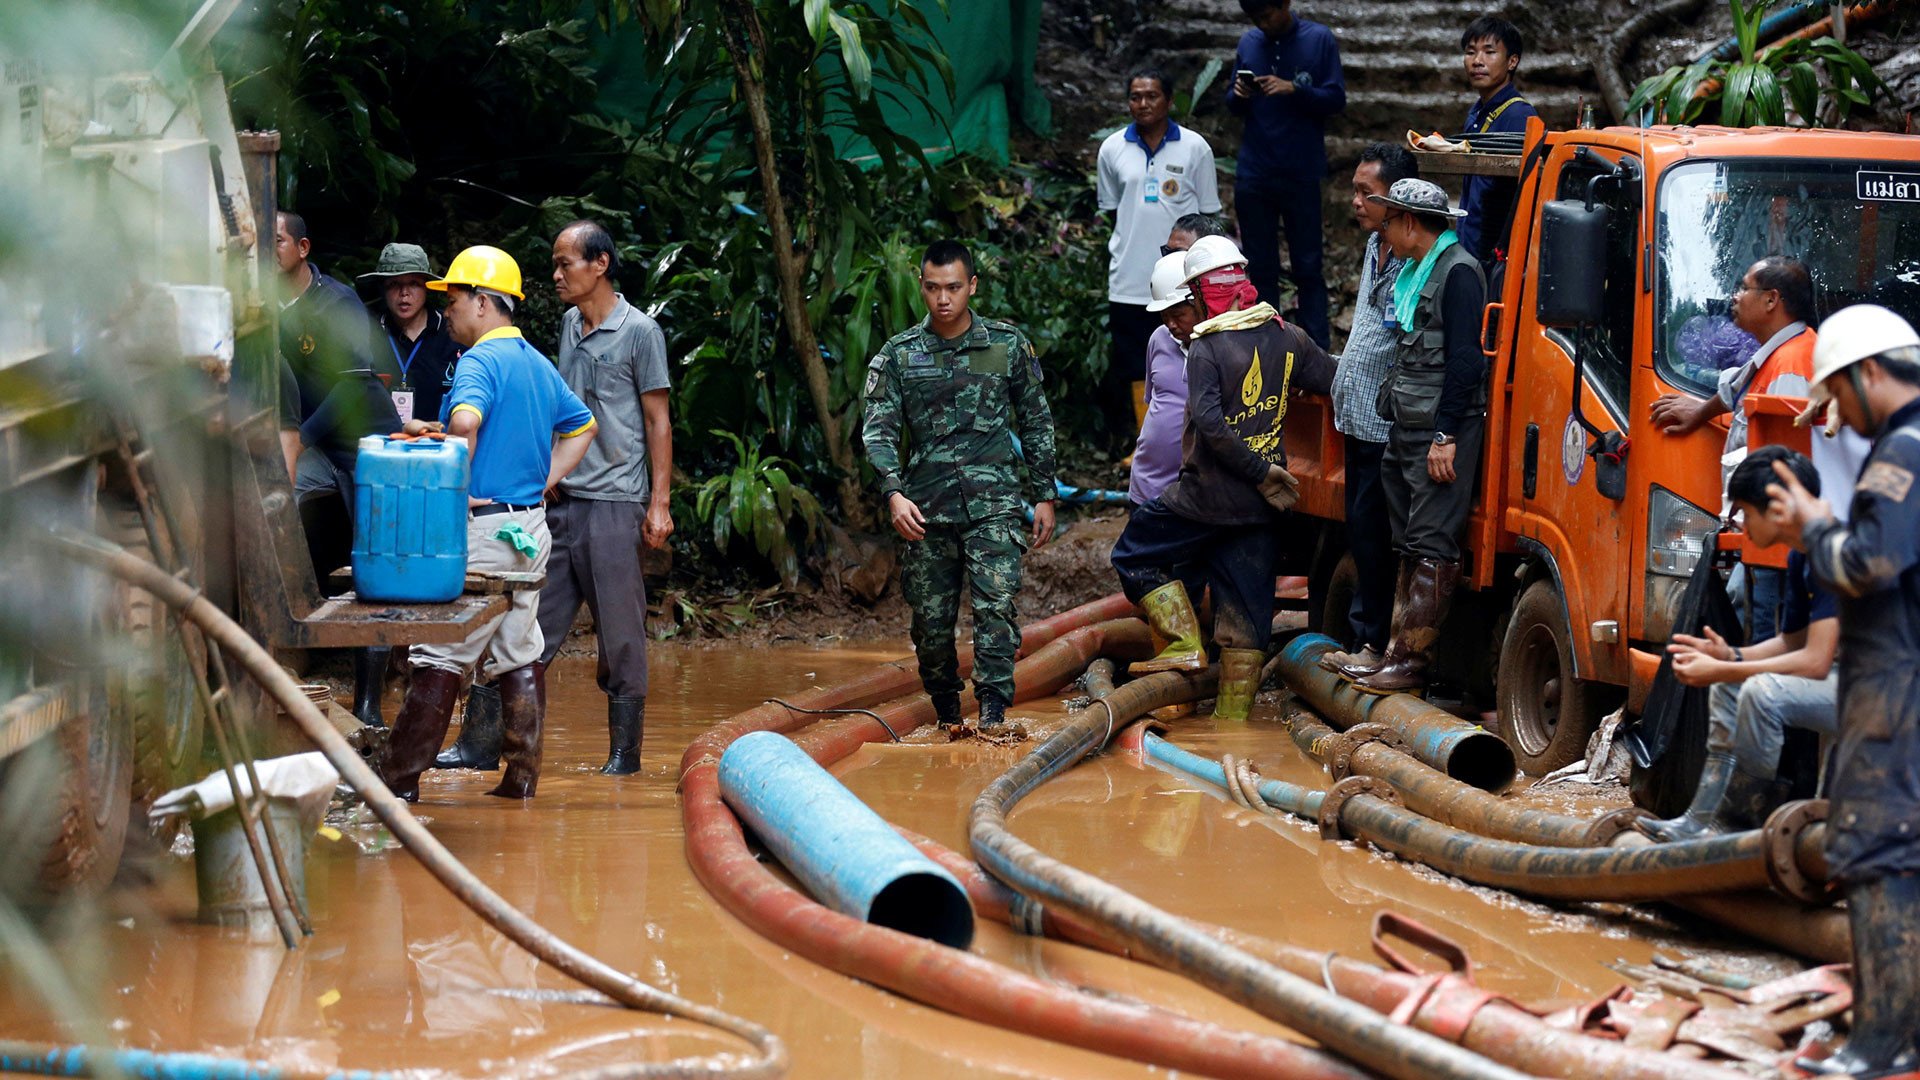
xmin=0 ymin=1042 xmax=389 ymax=1080
xmin=1692 ymin=1 xmax=1826 ymax=62
xmin=1142 ymin=733 xmax=1326 ymax=818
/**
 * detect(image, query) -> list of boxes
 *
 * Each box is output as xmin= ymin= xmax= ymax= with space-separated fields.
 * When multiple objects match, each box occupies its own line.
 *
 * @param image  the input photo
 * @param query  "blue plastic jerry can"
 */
xmin=351 ymin=435 xmax=470 ymax=603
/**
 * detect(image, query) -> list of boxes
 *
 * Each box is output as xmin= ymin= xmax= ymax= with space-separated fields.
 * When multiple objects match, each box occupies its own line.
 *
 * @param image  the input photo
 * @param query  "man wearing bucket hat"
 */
xmin=358 ymin=243 xmax=458 ymax=429
xmin=378 ymin=245 xmax=598 ymax=803
xmin=1110 ymin=234 xmax=1334 ymax=720
xmin=1762 ymin=304 xmax=1920 ymax=1079
xmin=1333 ymin=178 xmax=1484 ymax=695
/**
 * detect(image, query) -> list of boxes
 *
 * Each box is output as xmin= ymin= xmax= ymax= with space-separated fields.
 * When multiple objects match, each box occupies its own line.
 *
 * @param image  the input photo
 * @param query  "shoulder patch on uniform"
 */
xmin=981 ymin=317 xmax=1022 ymax=334
xmin=1858 ymin=461 xmax=1916 ymax=503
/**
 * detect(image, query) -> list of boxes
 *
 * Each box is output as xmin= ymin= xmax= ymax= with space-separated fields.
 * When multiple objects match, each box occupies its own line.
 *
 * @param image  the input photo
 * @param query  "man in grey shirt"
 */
xmin=441 ymin=219 xmax=675 ymax=777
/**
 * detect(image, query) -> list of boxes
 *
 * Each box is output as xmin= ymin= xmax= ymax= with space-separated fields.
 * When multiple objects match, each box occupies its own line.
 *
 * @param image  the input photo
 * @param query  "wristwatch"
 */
xmin=1432 ymin=432 xmax=1455 ymax=447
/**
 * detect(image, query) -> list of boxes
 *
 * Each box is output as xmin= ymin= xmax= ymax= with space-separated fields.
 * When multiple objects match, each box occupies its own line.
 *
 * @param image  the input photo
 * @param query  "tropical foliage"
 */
xmin=1627 ymin=0 xmax=1885 ymax=127
xmin=693 ymin=429 xmax=824 ymax=588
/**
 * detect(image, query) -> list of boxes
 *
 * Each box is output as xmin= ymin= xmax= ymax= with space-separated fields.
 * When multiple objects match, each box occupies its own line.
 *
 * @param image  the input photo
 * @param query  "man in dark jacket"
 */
xmin=1766 ymin=304 xmax=1920 ymax=1079
xmin=1456 ymin=16 xmax=1537 ymax=263
xmin=1227 ymin=0 xmax=1345 ymax=348
xmin=1111 ymin=235 xmax=1334 ymax=719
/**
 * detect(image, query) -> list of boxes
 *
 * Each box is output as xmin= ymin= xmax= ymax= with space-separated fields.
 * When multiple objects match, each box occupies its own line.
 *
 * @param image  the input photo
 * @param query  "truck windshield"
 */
xmin=1656 ymin=158 xmax=1920 ymax=397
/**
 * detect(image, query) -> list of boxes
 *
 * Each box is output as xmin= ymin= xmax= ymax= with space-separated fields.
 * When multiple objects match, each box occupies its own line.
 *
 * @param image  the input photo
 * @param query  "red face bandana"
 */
xmin=1195 ymin=265 xmax=1262 ymax=318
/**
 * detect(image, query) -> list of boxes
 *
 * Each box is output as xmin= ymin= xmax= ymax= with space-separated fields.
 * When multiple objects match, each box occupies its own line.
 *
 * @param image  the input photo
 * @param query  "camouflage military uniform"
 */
xmin=862 ymin=314 xmax=1058 ymax=705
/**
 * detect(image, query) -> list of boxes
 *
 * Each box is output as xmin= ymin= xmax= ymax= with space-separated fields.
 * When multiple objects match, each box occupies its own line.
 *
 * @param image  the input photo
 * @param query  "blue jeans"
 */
xmin=1234 ymin=177 xmax=1329 ymax=348
xmin=1707 ymin=671 xmax=1839 ymax=780
xmin=1731 ymin=561 xmax=1788 ymax=646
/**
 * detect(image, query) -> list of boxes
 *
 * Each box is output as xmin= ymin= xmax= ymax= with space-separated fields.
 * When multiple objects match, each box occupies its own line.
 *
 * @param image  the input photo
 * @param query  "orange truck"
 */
xmin=1288 ymin=119 xmax=1920 ymax=775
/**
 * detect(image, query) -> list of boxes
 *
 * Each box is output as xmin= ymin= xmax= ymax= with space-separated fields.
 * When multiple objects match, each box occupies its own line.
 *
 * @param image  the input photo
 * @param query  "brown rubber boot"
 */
xmin=1354 ymin=559 xmax=1459 ymax=695
xmin=1211 ymin=648 xmax=1266 ymax=721
xmin=1333 ymin=561 xmax=1412 ymax=679
xmin=488 ymin=662 xmax=545 ymax=799
xmin=378 ymin=666 xmax=465 ymax=802
xmin=1129 ymin=581 xmax=1208 ymax=675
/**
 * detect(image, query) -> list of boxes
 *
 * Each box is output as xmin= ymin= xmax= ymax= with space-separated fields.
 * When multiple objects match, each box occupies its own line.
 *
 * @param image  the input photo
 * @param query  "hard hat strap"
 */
xmin=1850 ymin=364 xmax=1878 ymax=436
xmin=476 ymin=286 xmax=518 ymax=312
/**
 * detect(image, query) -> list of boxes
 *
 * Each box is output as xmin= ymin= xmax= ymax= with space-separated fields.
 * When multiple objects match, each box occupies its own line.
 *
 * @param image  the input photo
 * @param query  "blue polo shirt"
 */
xmin=447 ymin=327 xmax=595 ymax=505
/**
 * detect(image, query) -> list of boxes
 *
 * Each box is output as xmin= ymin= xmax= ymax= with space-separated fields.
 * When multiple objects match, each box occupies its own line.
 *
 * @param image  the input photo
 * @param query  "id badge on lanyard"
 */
xmin=390 ymin=331 xmax=423 ymax=424
xmin=1144 ymin=158 xmax=1160 ymax=204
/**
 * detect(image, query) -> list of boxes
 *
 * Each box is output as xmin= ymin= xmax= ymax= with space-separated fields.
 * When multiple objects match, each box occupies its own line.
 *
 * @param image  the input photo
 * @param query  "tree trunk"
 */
xmin=720 ymin=0 xmax=870 ymax=529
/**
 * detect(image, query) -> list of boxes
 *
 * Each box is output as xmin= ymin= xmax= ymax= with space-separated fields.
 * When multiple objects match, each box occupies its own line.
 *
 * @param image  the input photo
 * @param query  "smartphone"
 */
xmin=1235 ymin=68 xmax=1257 ymax=82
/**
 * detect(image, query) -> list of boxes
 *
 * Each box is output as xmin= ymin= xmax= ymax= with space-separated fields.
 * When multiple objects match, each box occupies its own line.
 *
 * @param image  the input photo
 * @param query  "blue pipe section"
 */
xmin=1691 ymin=1 xmax=1825 ymax=63
xmin=1144 ymin=733 xmax=1326 ymax=818
xmin=717 ymin=730 xmax=975 ymax=948
xmin=0 ymin=1043 xmax=389 ymax=1080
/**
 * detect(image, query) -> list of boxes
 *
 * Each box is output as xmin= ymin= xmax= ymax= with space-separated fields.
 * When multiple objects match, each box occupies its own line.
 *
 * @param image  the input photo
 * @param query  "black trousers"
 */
xmin=1382 ymin=416 xmax=1484 ymax=563
xmin=1234 ymin=177 xmax=1329 ymax=348
xmin=1343 ymin=434 xmax=1396 ymax=649
xmin=1105 ymin=301 xmax=1159 ymax=451
xmin=535 ymin=494 xmax=650 ymax=699
xmin=1111 ymin=499 xmax=1278 ymax=651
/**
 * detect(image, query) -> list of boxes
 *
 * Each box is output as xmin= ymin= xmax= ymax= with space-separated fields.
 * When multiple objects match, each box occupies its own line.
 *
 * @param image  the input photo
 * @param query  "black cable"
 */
xmin=762 ymin=698 xmax=902 ymax=742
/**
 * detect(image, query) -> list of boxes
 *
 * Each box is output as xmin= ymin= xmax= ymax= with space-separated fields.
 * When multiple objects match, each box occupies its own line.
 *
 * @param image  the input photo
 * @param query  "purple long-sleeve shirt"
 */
xmin=1129 ymin=324 xmax=1190 ymax=505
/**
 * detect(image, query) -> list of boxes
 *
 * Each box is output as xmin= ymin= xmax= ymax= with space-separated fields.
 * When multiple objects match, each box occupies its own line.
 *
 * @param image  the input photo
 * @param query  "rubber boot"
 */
xmin=378 ymin=666 xmax=465 ymax=802
xmin=1211 ymin=648 xmax=1265 ymax=722
xmin=601 ymin=695 xmax=643 ymax=776
xmin=1131 ymin=379 xmax=1149 ymax=431
xmin=1129 ymin=581 xmax=1208 ymax=675
xmin=488 ymin=663 xmax=544 ymax=799
xmin=1353 ymin=559 xmax=1457 ymax=694
xmin=352 ymin=646 xmax=392 ymax=728
xmin=1329 ymin=562 xmax=1412 ymax=678
xmin=1711 ymin=767 xmax=1778 ymax=832
xmin=434 ymin=681 xmax=501 ymax=771
xmin=1642 ymin=751 xmax=1737 ymax=842
xmin=932 ymin=692 xmax=963 ymax=729
xmin=978 ymin=691 xmax=1009 ymax=732
xmin=1797 ymin=874 xmax=1920 ymax=1077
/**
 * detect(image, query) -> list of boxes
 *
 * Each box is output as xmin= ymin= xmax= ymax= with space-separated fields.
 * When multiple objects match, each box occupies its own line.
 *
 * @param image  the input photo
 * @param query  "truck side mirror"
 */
xmin=1535 ymin=200 xmax=1608 ymax=327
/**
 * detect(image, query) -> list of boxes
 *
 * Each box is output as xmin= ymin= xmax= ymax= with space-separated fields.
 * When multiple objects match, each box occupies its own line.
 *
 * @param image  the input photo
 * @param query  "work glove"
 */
xmin=1257 ymin=464 xmax=1300 ymax=513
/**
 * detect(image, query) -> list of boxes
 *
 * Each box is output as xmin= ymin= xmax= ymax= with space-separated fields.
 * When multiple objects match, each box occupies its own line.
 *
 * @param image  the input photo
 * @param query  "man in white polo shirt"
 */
xmin=1097 ymin=66 xmax=1221 ymax=455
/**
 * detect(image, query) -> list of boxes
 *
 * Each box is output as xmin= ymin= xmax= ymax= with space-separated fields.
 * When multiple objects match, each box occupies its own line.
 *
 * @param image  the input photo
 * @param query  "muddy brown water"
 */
xmin=1 ymin=646 xmax=1797 ymax=1077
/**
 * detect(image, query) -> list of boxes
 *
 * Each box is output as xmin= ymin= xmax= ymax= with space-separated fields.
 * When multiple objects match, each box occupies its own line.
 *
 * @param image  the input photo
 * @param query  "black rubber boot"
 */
xmin=977 ymin=692 xmax=1008 ymax=731
xmin=434 ymin=682 xmax=501 ymax=771
xmin=352 ymin=646 xmax=393 ymax=728
xmin=932 ymin=692 xmax=963 ymax=729
xmin=1643 ymin=751 xmax=1737 ymax=842
xmin=601 ymin=696 xmax=643 ymax=776
xmin=1797 ymin=873 xmax=1920 ymax=1077
xmin=1711 ymin=767 xmax=1779 ymax=832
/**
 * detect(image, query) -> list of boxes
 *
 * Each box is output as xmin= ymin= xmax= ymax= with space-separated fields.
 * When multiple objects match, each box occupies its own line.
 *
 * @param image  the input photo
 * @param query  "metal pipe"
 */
xmin=970 ymin=669 xmax=1535 ymax=1080
xmin=50 ymin=529 xmax=787 ymax=1080
xmin=1276 ymin=635 xmax=1516 ymax=791
xmin=0 ymin=1041 xmax=386 ymax=1080
xmin=717 ymin=730 xmax=974 ymax=948
xmin=682 ymin=619 xmax=1369 ymax=1080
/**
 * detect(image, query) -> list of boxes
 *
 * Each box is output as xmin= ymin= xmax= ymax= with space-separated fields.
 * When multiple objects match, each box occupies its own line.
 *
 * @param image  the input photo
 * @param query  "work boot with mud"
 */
xmin=601 ymin=695 xmax=643 ymax=776
xmin=378 ymin=666 xmax=465 ymax=802
xmin=977 ymin=691 xmax=1009 ymax=731
xmin=488 ymin=662 xmax=545 ymax=799
xmin=352 ymin=645 xmax=393 ymax=728
xmin=1353 ymin=559 xmax=1458 ymax=694
xmin=434 ymin=681 xmax=501 ymax=771
xmin=1211 ymin=648 xmax=1265 ymax=722
xmin=1711 ymin=767 xmax=1779 ymax=832
xmin=1796 ymin=873 xmax=1920 ymax=1077
xmin=1330 ymin=562 xmax=1413 ymax=678
xmin=1642 ymin=751 xmax=1736 ymax=842
xmin=932 ymin=692 xmax=964 ymax=729
xmin=1129 ymin=581 xmax=1207 ymax=675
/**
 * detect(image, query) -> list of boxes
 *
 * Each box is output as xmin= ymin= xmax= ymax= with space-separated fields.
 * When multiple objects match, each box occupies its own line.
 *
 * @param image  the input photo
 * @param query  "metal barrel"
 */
xmin=718 ymin=729 xmax=974 ymax=949
xmin=1276 ymin=634 xmax=1516 ymax=791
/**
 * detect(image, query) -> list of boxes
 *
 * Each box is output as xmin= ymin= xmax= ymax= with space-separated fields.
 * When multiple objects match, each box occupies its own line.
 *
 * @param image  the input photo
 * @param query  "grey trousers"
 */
xmin=1707 ymin=671 xmax=1839 ymax=780
xmin=1382 ymin=415 xmax=1485 ymax=563
xmin=536 ymin=494 xmax=650 ymax=699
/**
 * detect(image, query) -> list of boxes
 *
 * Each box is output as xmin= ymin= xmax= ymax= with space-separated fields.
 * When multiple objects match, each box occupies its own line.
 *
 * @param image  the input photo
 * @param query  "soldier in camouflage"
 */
xmin=861 ymin=240 xmax=1059 ymax=730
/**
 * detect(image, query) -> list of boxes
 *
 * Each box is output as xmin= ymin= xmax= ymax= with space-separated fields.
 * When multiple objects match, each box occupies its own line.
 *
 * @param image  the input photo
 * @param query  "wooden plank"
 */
xmin=296 ymin=593 xmax=511 ymax=648
xmin=1411 ymin=151 xmax=1522 ymax=179
xmin=328 ymin=568 xmax=548 ymax=594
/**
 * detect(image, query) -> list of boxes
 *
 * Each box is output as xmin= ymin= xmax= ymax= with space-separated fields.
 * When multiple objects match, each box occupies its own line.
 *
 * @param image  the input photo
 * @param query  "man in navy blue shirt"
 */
xmin=1456 ymin=16 xmax=1538 ymax=264
xmin=1227 ymin=0 xmax=1345 ymax=349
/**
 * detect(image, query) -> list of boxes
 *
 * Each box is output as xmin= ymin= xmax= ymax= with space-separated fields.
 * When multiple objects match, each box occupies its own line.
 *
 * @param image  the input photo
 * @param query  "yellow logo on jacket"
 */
xmin=1242 ymin=350 xmax=1263 ymax=405
xmin=1229 ymin=348 xmax=1294 ymax=460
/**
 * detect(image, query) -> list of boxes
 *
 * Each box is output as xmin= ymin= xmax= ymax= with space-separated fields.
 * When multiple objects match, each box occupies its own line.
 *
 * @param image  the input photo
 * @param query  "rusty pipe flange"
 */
xmin=1763 ymin=799 xmax=1839 ymax=906
xmin=1581 ymin=806 xmax=1653 ymax=847
xmin=1327 ymin=722 xmax=1407 ymax=782
xmin=1318 ymin=775 xmax=1402 ymax=844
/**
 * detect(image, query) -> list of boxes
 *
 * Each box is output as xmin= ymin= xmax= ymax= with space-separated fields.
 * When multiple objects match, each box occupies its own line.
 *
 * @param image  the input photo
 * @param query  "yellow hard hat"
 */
xmin=427 ymin=245 xmax=524 ymax=300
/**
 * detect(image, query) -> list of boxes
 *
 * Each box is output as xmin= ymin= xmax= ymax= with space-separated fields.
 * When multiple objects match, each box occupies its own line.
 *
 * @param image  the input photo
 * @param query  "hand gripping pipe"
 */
xmin=1276 ymin=635 xmax=1515 ymax=791
xmin=968 ymin=666 xmax=1535 ymax=1080
xmin=49 ymin=530 xmax=787 ymax=1080
xmin=717 ymin=730 xmax=974 ymax=948
xmin=682 ymin=617 xmax=1374 ymax=1080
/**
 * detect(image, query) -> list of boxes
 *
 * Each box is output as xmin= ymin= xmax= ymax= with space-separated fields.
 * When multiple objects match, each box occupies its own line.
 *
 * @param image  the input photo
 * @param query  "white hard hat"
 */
xmin=1180 ymin=234 xmax=1247 ymax=287
xmin=1145 ymin=252 xmax=1193 ymax=313
xmin=1804 ymin=304 xmax=1920 ymax=416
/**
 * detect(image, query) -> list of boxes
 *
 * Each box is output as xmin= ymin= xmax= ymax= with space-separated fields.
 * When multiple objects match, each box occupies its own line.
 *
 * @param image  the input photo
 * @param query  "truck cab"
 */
xmin=1291 ymin=122 xmax=1920 ymax=775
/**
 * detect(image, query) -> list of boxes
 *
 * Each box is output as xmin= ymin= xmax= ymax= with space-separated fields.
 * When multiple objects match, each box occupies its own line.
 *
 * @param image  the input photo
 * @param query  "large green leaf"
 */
xmin=803 ymin=0 xmax=831 ymax=44
xmin=827 ymin=12 xmax=873 ymax=99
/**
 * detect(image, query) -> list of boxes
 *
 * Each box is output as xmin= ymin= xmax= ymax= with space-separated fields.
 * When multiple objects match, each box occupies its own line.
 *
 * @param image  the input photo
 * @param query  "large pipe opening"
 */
xmin=869 ymin=872 xmax=976 ymax=950
xmin=1444 ymin=732 xmax=1517 ymax=793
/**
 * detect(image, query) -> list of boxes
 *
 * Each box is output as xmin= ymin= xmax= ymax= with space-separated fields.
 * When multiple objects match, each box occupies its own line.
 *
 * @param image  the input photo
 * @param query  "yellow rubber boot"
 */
xmin=1131 ymin=379 xmax=1149 ymax=432
xmin=1129 ymin=581 xmax=1208 ymax=675
xmin=1210 ymin=648 xmax=1265 ymax=721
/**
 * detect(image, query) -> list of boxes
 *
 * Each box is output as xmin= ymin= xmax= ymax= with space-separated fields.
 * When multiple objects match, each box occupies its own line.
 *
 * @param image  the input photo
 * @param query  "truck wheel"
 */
xmin=1316 ymin=555 xmax=1360 ymax=647
xmin=25 ymin=678 xmax=132 ymax=898
xmin=103 ymin=511 xmax=206 ymax=821
xmin=1495 ymin=580 xmax=1607 ymax=776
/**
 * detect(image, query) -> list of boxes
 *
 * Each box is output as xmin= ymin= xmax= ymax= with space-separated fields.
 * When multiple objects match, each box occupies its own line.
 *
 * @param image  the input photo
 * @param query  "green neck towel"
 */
xmin=1392 ymin=230 xmax=1458 ymax=330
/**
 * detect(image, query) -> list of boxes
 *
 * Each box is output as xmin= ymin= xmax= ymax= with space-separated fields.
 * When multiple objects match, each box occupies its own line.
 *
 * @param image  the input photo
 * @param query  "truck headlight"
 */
xmin=1647 ymin=486 xmax=1716 ymax=577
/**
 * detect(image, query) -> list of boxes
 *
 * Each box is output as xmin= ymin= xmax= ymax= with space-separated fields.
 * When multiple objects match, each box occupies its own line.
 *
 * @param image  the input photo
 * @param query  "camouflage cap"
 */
xmin=1366 ymin=178 xmax=1467 ymax=220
